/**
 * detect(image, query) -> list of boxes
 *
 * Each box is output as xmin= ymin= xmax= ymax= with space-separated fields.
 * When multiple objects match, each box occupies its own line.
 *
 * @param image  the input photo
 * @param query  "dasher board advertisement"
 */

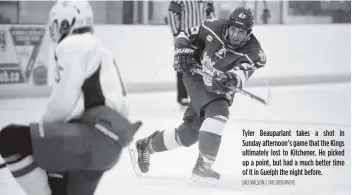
xmin=0 ymin=25 xmax=49 ymax=86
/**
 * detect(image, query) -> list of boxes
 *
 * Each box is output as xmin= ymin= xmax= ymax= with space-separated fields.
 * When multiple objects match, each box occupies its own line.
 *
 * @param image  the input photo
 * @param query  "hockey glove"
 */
xmin=211 ymin=72 xmax=242 ymax=93
xmin=173 ymin=47 xmax=198 ymax=75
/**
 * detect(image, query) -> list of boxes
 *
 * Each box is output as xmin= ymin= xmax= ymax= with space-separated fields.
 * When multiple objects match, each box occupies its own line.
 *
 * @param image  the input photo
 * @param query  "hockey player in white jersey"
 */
xmin=0 ymin=1 xmax=142 ymax=195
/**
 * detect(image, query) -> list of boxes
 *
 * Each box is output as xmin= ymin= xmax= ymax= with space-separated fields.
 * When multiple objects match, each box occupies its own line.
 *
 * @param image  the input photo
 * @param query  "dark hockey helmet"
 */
xmin=223 ymin=7 xmax=255 ymax=51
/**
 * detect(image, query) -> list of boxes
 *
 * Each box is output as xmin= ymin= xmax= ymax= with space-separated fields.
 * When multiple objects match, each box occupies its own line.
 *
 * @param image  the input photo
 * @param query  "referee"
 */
xmin=168 ymin=0 xmax=215 ymax=107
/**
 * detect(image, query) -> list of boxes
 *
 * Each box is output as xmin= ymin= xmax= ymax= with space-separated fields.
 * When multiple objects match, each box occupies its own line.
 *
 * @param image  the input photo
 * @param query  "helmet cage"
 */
xmin=222 ymin=7 xmax=254 ymax=51
xmin=49 ymin=18 xmax=75 ymax=43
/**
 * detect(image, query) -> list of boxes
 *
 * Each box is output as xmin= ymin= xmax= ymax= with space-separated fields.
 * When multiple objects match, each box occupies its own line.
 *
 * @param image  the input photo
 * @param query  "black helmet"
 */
xmin=223 ymin=7 xmax=255 ymax=51
xmin=228 ymin=6 xmax=255 ymax=32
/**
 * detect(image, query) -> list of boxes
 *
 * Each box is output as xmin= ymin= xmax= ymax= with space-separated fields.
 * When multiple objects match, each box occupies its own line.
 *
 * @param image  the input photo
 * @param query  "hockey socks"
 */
xmin=150 ymin=131 xmax=168 ymax=152
xmin=189 ymin=115 xmax=227 ymax=185
xmin=0 ymin=156 xmax=27 ymax=195
xmin=6 ymin=155 xmax=51 ymax=195
xmin=150 ymin=128 xmax=184 ymax=152
xmin=143 ymin=114 xmax=228 ymax=161
xmin=0 ymin=124 xmax=51 ymax=195
xmin=198 ymin=115 xmax=228 ymax=163
xmin=150 ymin=123 xmax=200 ymax=152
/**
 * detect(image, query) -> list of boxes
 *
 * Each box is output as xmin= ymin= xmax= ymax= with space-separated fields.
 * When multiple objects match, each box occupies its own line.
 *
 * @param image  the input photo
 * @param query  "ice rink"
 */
xmin=0 ymin=82 xmax=350 ymax=195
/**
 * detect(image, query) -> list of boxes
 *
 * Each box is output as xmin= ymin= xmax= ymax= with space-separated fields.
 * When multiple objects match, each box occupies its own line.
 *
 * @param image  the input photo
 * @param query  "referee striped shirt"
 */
xmin=168 ymin=0 xmax=215 ymax=36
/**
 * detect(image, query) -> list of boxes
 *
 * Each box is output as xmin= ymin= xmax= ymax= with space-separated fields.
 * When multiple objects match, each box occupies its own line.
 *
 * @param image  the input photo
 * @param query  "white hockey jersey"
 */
xmin=42 ymin=33 xmax=128 ymax=123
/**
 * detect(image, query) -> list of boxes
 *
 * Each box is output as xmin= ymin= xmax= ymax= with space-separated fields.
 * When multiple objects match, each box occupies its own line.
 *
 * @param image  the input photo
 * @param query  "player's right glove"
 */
xmin=173 ymin=47 xmax=198 ymax=75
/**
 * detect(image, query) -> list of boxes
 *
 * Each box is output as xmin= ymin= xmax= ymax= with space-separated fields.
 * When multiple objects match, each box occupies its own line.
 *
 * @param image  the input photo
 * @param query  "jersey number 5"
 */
xmin=55 ymin=65 xmax=64 ymax=83
xmin=54 ymin=54 xmax=63 ymax=83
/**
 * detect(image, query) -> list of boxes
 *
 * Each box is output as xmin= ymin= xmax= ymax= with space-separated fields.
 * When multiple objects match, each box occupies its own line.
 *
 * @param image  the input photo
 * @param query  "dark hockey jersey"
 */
xmin=175 ymin=18 xmax=266 ymax=90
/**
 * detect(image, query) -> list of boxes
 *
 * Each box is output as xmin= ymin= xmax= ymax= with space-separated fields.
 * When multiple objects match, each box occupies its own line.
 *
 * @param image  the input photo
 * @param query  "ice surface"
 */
xmin=0 ymin=83 xmax=350 ymax=195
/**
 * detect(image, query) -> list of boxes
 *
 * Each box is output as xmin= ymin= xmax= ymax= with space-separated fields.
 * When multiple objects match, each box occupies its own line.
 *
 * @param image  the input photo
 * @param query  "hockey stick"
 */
xmin=191 ymin=68 xmax=271 ymax=105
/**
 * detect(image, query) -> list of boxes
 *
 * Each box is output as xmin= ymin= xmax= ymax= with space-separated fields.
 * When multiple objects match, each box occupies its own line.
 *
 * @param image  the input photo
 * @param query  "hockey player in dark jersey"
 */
xmin=129 ymin=7 xmax=266 ymax=184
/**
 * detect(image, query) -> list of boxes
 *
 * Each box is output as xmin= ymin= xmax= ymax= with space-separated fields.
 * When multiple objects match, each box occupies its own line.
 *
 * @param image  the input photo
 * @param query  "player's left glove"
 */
xmin=211 ymin=72 xmax=242 ymax=93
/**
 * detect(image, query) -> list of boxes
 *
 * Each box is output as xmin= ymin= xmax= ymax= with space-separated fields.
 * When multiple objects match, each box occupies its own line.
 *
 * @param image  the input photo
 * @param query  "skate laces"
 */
xmin=199 ymin=155 xmax=215 ymax=172
xmin=141 ymin=148 xmax=150 ymax=164
xmin=200 ymin=161 xmax=213 ymax=172
xmin=139 ymin=138 xmax=152 ymax=165
xmin=140 ymin=136 xmax=154 ymax=164
xmin=140 ymin=131 xmax=159 ymax=165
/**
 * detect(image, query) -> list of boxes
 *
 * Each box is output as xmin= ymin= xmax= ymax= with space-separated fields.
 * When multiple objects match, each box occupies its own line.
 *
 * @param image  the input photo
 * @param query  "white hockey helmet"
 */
xmin=48 ymin=0 xmax=94 ymax=43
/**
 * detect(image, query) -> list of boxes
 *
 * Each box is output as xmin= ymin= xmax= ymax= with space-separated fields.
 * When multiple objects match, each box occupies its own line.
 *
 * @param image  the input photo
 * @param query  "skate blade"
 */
xmin=188 ymin=174 xmax=218 ymax=188
xmin=128 ymin=142 xmax=143 ymax=177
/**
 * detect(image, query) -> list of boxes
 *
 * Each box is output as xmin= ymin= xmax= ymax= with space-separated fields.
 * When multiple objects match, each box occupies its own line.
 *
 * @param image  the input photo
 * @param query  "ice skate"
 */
xmin=189 ymin=154 xmax=220 ymax=187
xmin=128 ymin=131 xmax=160 ymax=176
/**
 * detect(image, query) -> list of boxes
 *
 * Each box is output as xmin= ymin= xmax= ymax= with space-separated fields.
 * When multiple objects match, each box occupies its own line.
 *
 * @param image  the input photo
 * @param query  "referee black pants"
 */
xmin=177 ymin=72 xmax=188 ymax=102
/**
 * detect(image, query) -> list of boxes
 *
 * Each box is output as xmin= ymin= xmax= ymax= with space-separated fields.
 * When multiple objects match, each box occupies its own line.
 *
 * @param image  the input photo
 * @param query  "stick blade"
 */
xmin=263 ymin=80 xmax=272 ymax=106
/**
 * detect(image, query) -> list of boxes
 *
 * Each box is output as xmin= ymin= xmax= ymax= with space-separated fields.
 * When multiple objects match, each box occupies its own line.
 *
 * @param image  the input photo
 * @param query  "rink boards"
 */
xmin=0 ymin=24 xmax=350 ymax=98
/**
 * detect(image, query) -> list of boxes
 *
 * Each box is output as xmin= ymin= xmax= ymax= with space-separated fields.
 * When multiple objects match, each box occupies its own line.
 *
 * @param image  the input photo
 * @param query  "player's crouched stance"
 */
xmin=129 ymin=7 xmax=266 ymax=187
xmin=0 ymin=1 xmax=141 ymax=195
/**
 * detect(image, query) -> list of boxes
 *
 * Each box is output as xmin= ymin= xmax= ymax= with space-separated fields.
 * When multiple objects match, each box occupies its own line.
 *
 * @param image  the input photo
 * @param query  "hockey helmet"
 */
xmin=48 ymin=0 xmax=94 ymax=43
xmin=223 ymin=7 xmax=255 ymax=50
